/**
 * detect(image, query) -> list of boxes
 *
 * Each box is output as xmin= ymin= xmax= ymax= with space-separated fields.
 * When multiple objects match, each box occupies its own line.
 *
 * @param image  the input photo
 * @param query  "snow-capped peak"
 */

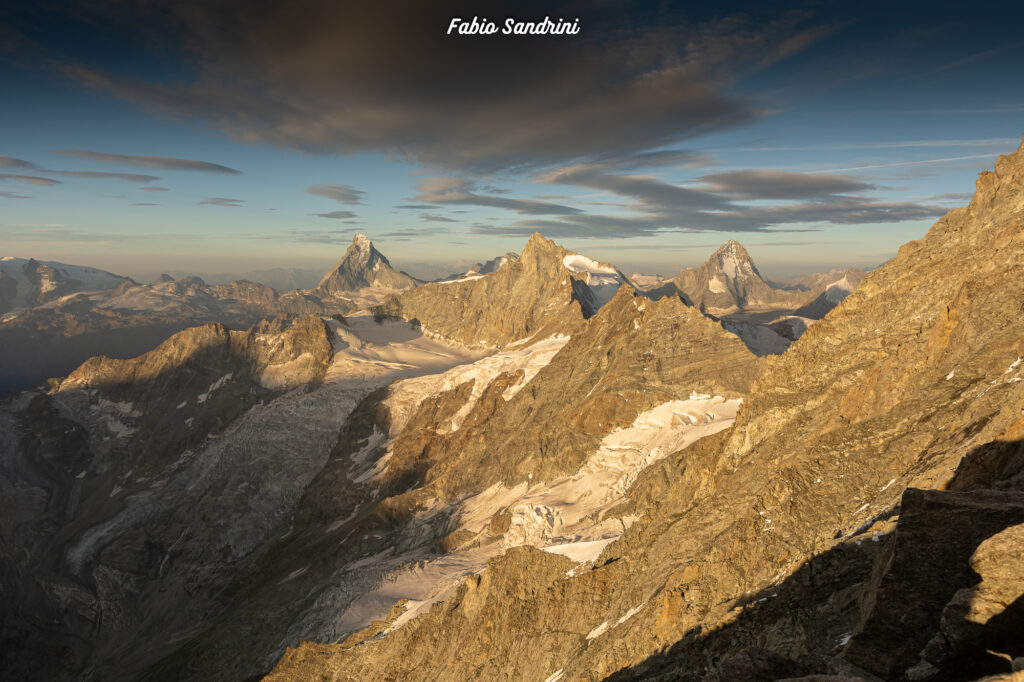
xmin=353 ymin=233 xmax=372 ymax=251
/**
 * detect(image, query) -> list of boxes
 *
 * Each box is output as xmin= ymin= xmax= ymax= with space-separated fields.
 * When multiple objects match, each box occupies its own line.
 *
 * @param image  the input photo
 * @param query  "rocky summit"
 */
xmin=2 ymin=137 xmax=1024 ymax=682
xmin=318 ymin=233 xmax=417 ymax=293
xmin=375 ymin=233 xmax=636 ymax=349
xmin=661 ymin=240 xmax=812 ymax=315
xmin=264 ymin=138 xmax=1024 ymax=680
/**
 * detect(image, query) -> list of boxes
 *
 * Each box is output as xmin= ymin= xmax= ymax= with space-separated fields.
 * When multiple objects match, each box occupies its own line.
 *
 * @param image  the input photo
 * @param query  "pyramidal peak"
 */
xmin=317 ymin=233 xmax=416 ymax=294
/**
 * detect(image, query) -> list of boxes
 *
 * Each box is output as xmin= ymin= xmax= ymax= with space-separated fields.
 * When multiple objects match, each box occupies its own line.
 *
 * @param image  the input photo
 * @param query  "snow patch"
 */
xmin=543 ymin=537 xmax=617 ymax=563
xmin=586 ymin=621 xmax=609 ymax=640
xmin=617 ymin=603 xmax=645 ymax=625
xmin=197 ymin=373 xmax=232 ymax=404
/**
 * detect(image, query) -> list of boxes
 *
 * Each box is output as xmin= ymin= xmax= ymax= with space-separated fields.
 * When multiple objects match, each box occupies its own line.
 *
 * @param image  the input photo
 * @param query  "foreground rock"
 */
xmin=266 ymin=138 xmax=1024 ymax=681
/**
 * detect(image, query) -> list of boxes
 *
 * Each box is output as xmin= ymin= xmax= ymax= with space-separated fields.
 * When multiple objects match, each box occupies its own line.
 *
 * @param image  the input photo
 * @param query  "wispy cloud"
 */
xmin=55 ymin=149 xmax=241 ymax=174
xmin=0 ymin=173 xmax=60 ymax=186
xmin=716 ymin=138 xmax=1018 ymax=152
xmin=698 ymin=170 xmax=876 ymax=199
xmin=415 ymin=177 xmax=580 ymax=215
xmin=132 ymin=202 xmax=159 ymax=206
xmin=46 ymin=170 xmax=159 ymax=183
xmin=810 ymin=153 xmax=997 ymax=173
xmin=313 ymin=210 xmax=357 ymax=220
xmin=420 ymin=213 xmax=457 ymax=223
xmin=0 ymin=190 xmax=31 ymax=199
xmin=199 ymin=196 xmax=243 ymax=207
xmin=139 ymin=186 xmax=169 ymax=192
xmin=307 ymin=184 xmax=364 ymax=205
xmin=0 ymin=156 xmax=38 ymax=170
xmin=932 ymin=41 xmax=1024 ymax=73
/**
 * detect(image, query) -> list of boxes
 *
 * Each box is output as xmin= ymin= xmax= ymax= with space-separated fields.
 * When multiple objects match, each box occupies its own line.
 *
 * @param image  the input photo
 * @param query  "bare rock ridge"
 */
xmin=317 ymin=233 xmax=417 ymax=293
xmin=0 ymin=256 xmax=132 ymax=312
xmin=0 ymin=315 xmax=336 ymax=680
xmin=644 ymin=240 xmax=864 ymax=321
xmin=436 ymin=251 xmax=520 ymax=282
xmin=374 ymin=232 xmax=637 ymax=349
xmin=667 ymin=240 xmax=811 ymax=314
xmin=265 ymin=137 xmax=1024 ymax=680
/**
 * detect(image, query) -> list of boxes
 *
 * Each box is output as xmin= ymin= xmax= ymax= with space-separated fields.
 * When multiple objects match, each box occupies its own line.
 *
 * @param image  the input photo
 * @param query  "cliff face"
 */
xmin=266 ymin=141 xmax=1024 ymax=680
xmin=670 ymin=240 xmax=815 ymax=315
xmin=317 ymin=234 xmax=417 ymax=293
xmin=0 ymin=316 xmax=335 ymax=681
xmin=375 ymin=233 xmax=634 ymax=349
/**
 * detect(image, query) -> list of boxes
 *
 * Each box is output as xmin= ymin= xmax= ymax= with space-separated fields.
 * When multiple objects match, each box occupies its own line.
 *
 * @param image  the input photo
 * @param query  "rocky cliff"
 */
xmin=318 ymin=234 xmax=417 ymax=293
xmin=266 ymin=139 xmax=1024 ymax=681
xmin=666 ymin=240 xmax=814 ymax=315
xmin=375 ymin=233 xmax=636 ymax=349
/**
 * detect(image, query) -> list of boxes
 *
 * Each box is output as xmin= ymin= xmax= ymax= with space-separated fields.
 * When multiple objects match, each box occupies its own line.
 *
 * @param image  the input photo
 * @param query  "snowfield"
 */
xmin=331 ymin=392 xmax=742 ymax=635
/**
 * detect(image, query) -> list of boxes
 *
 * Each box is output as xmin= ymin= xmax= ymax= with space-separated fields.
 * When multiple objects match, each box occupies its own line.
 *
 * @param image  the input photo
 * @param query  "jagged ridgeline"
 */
xmin=1 ymin=137 xmax=1022 ymax=682
xmin=265 ymin=140 xmax=1024 ymax=679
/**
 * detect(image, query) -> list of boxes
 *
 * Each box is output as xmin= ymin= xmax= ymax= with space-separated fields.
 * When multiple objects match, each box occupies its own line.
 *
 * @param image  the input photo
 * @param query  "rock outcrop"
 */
xmin=375 ymin=233 xmax=636 ymax=349
xmin=317 ymin=233 xmax=416 ymax=293
xmin=663 ymin=240 xmax=814 ymax=315
xmin=266 ymin=138 xmax=1024 ymax=681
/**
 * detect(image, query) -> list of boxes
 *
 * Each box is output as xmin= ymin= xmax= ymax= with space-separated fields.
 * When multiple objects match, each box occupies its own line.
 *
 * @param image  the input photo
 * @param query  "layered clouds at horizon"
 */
xmin=2 ymin=0 xmax=1023 ymax=281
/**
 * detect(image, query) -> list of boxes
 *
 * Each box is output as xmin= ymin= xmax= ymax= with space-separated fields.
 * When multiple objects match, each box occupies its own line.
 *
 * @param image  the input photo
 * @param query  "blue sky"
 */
xmin=2 ymin=1 xmax=1023 ymax=280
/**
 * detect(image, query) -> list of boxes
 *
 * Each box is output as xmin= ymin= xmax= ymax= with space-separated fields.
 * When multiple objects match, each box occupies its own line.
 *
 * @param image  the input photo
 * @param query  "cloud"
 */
xmin=272 ymin=229 xmax=355 ymax=244
xmin=0 ymin=190 xmax=31 ymax=199
xmin=0 ymin=227 xmax=195 ymax=242
xmin=132 ymin=202 xmax=159 ymax=206
xmin=394 ymin=204 xmax=438 ymax=210
xmin=924 ymin=192 xmax=974 ymax=203
xmin=313 ymin=210 xmax=357 ymax=220
xmin=379 ymin=229 xmax=439 ymax=240
xmin=697 ymin=170 xmax=876 ymax=199
xmin=55 ymin=149 xmax=241 ymax=174
xmin=420 ymin=213 xmax=456 ymax=223
xmin=812 ymin=154 xmax=997 ymax=173
xmin=0 ymin=156 xmax=38 ymax=170
xmin=415 ymin=177 xmax=580 ymax=215
xmin=47 ymin=3 xmax=833 ymax=172
xmin=307 ymin=184 xmax=364 ymax=205
xmin=199 ymin=196 xmax=243 ymax=207
xmin=139 ymin=186 xmax=169 ymax=191
xmin=0 ymin=173 xmax=61 ymax=186
xmin=480 ymin=159 xmax=949 ymax=238
xmin=46 ymin=170 xmax=160 ymax=183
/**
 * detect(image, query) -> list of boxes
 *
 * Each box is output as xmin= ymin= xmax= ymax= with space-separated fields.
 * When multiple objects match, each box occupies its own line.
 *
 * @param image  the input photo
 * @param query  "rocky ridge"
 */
xmin=375 ymin=233 xmax=637 ymax=349
xmin=317 ymin=233 xmax=417 ymax=293
xmin=265 ymin=138 xmax=1024 ymax=680
xmin=664 ymin=240 xmax=813 ymax=315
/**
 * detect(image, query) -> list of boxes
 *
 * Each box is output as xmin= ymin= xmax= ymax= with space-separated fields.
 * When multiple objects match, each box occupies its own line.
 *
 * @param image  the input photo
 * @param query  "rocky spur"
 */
xmin=446 ymin=16 xmax=580 ymax=36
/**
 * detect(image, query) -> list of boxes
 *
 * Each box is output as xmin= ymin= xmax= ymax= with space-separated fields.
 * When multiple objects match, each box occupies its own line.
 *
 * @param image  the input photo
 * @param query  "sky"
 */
xmin=1 ymin=0 xmax=1023 ymax=281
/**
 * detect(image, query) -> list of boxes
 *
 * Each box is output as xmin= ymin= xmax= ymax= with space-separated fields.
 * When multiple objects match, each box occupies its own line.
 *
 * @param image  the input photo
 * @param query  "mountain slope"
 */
xmin=376 ymin=233 xmax=637 ymax=349
xmin=436 ymin=251 xmax=520 ymax=282
xmin=669 ymin=240 xmax=813 ymax=314
xmin=266 ymin=139 xmax=1024 ymax=681
xmin=317 ymin=234 xmax=416 ymax=293
xmin=0 ymin=256 xmax=131 ymax=312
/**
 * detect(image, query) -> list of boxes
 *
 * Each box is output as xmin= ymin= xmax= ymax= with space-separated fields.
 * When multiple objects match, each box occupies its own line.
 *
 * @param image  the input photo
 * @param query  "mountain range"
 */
xmin=2 ymin=137 xmax=1023 ymax=681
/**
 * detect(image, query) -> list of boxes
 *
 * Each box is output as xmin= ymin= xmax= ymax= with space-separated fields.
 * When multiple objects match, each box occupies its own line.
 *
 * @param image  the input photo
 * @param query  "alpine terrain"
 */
xmin=1 ymin=135 xmax=1023 ymax=682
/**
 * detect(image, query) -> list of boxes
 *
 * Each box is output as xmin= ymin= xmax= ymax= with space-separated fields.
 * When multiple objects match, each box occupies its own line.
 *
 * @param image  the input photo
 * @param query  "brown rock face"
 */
xmin=378 ymin=286 xmax=760 ymax=503
xmin=266 ymin=138 xmax=1024 ymax=681
xmin=375 ymin=232 xmax=619 ymax=349
xmin=317 ymin=233 xmax=416 ymax=293
xmin=668 ymin=240 xmax=815 ymax=315
xmin=844 ymin=489 xmax=1024 ymax=679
